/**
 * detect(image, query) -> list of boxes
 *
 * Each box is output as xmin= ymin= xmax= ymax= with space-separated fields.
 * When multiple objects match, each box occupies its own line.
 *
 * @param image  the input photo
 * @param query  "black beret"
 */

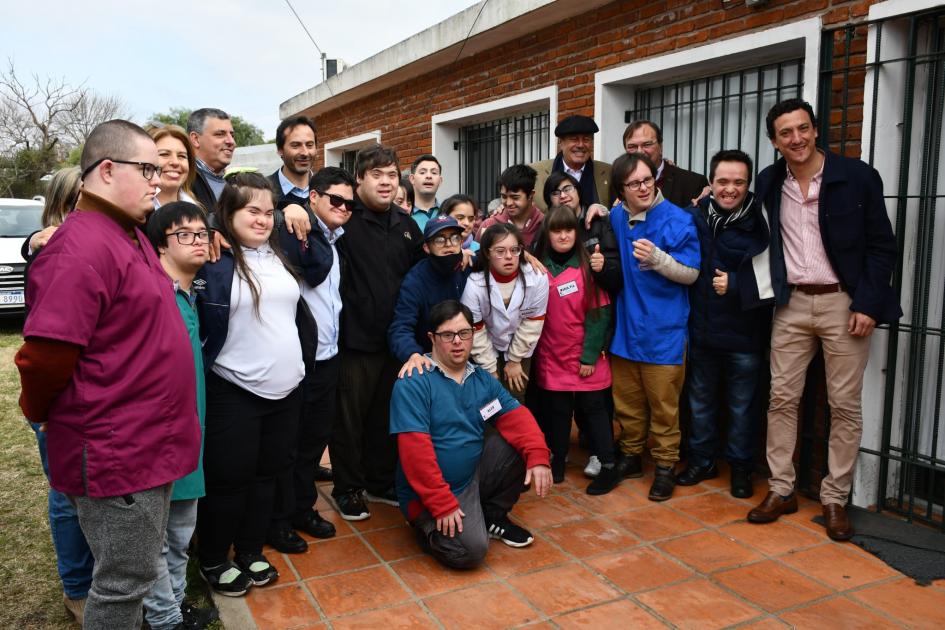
xmin=554 ymin=115 xmax=599 ymax=137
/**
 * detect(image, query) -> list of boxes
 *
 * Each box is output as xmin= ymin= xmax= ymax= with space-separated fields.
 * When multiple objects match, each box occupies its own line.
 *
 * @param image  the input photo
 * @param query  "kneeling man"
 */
xmin=391 ymin=300 xmax=551 ymax=569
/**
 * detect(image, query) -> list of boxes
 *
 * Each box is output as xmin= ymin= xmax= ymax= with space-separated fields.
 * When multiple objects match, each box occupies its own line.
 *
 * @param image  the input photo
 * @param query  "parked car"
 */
xmin=0 ymin=198 xmax=43 ymax=314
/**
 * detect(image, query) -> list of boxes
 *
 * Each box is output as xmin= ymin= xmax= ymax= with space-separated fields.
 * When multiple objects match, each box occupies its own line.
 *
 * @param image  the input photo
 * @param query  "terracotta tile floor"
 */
xmin=217 ymin=459 xmax=945 ymax=629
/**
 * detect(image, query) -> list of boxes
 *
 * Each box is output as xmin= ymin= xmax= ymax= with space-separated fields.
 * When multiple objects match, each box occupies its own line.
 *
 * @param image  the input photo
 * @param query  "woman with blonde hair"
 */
xmin=147 ymin=124 xmax=199 ymax=209
xmin=22 ymin=166 xmax=81 ymax=257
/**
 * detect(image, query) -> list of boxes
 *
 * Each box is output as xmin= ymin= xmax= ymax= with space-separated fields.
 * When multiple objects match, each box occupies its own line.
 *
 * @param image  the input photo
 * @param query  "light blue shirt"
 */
xmin=410 ymin=201 xmax=440 ymax=232
xmin=277 ymin=168 xmax=309 ymax=199
xmin=301 ymin=216 xmax=344 ymax=361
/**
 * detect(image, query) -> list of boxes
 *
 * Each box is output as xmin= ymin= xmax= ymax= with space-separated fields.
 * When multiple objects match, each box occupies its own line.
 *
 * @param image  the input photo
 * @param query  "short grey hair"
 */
xmin=187 ymin=108 xmax=230 ymax=135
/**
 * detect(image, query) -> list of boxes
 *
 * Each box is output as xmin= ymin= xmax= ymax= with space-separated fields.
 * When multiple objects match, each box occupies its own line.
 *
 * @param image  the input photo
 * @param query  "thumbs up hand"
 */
xmin=712 ymin=268 xmax=728 ymax=295
xmin=589 ymin=244 xmax=604 ymax=272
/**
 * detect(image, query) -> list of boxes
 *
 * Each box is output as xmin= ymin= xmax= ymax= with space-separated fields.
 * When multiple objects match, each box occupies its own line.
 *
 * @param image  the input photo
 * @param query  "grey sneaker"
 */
xmin=583 ymin=455 xmax=602 ymax=478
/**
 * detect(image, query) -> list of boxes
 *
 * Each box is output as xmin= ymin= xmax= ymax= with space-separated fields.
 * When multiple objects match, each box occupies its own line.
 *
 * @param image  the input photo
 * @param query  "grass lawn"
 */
xmin=0 ymin=317 xmax=221 ymax=629
xmin=0 ymin=317 xmax=74 ymax=629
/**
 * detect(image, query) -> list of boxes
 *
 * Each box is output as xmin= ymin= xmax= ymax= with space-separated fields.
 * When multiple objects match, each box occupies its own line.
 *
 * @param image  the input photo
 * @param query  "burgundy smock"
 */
xmin=24 ymin=191 xmax=200 ymax=497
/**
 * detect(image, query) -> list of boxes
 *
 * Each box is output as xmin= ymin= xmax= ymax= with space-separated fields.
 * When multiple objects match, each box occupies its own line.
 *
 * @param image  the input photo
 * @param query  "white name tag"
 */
xmin=479 ymin=398 xmax=502 ymax=421
xmin=557 ymin=280 xmax=579 ymax=297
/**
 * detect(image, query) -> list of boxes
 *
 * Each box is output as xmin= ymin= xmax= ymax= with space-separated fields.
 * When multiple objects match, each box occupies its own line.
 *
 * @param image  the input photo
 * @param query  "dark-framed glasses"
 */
xmin=550 ymin=184 xmax=576 ymax=198
xmin=623 ymin=176 xmax=655 ymax=191
xmin=167 ymin=230 xmax=211 ymax=245
xmin=431 ymin=233 xmax=464 ymax=247
xmin=433 ymin=328 xmax=474 ymax=343
xmin=80 ymin=157 xmax=162 ymax=181
xmin=316 ymin=190 xmax=355 ymax=212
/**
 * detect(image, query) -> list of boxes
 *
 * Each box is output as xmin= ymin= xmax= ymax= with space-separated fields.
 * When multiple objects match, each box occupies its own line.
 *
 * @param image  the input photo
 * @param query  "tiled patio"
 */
xmin=217 ymin=455 xmax=945 ymax=629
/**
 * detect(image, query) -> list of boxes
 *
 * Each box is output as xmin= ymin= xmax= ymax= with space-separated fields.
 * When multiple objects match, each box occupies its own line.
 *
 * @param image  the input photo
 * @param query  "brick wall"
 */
xmin=310 ymin=0 xmax=879 ymax=171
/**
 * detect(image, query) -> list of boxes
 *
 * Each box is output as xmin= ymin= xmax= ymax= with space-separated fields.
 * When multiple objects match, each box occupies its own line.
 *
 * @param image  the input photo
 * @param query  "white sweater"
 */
xmin=213 ymin=244 xmax=305 ymax=400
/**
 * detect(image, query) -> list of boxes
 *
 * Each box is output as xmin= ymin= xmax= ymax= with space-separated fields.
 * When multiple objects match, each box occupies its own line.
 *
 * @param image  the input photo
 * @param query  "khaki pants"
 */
xmin=611 ymin=354 xmax=686 ymax=467
xmin=766 ymin=290 xmax=871 ymax=505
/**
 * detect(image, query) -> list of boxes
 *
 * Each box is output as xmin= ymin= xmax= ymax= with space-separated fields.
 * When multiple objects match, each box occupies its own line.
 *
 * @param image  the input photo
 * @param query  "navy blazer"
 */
xmin=752 ymin=151 xmax=901 ymax=325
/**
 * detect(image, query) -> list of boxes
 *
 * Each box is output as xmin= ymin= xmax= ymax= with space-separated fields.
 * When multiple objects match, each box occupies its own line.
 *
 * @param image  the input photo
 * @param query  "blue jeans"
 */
xmin=686 ymin=346 xmax=762 ymax=470
xmin=143 ymin=499 xmax=198 ymax=630
xmin=31 ymin=423 xmax=93 ymax=599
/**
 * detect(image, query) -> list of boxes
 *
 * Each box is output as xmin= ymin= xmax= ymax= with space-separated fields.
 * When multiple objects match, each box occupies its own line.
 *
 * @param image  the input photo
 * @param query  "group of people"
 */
xmin=16 ymin=97 xmax=899 ymax=629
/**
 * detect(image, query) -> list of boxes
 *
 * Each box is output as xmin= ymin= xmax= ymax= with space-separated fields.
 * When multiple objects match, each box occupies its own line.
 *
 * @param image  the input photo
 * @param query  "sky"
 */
xmin=1 ymin=0 xmax=478 ymax=139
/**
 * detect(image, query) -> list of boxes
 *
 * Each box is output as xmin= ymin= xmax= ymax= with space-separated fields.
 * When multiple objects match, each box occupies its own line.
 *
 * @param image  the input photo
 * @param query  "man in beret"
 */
xmin=531 ymin=115 xmax=611 ymax=212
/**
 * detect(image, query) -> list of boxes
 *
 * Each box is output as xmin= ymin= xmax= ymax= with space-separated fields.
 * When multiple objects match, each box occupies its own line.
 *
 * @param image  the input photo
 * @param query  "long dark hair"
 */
xmin=216 ymin=171 xmax=297 ymax=318
xmin=535 ymin=205 xmax=602 ymax=313
xmin=473 ymin=222 xmax=529 ymax=318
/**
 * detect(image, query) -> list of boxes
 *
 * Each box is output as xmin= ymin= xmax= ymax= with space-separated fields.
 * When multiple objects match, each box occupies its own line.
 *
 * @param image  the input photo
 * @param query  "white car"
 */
xmin=0 ymin=198 xmax=44 ymax=314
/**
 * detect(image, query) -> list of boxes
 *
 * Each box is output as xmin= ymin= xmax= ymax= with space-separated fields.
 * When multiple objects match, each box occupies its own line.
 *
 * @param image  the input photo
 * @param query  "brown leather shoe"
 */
xmin=747 ymin=491 xmax=798 ymax=523
xmin=822 ymin=503 xmax=854 ymax=541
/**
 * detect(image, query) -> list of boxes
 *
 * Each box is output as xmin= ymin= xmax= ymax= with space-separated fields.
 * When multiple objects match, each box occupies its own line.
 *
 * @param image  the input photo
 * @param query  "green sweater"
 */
xmin=170 ymin=287 xmax=206 ymax=501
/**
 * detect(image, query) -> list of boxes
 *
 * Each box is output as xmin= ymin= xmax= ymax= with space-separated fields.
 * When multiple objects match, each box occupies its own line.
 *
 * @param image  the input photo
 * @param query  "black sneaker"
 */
xmin=334 ymin=491 xmax=370 ymax=520
xmin=615 ymin=453 xmax=643 ymax=478
xmin=648 ymin=465 xmax=676 ymax=501
xmin=180 ymin=600 xmax=218 ymax=630
xmin=199 ymin=561 xmax=252 ymax=597
xmin=234 ymin=552 xmax=279 ymax=587
xmin=586 ymin=464 xmax=621 ymax=495
xmin=730 ymin=468 xmax=753 ymax=499
xmin=675 ymin=463 xmax=718 ymax=486
xmin=487 ymin=517 xmax=534 ymax=548
xmin=364 ymin=487 xmax=399 ymax=507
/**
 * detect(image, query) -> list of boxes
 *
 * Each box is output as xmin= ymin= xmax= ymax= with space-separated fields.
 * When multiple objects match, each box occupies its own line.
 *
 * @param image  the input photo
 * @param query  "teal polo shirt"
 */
xmin=170 ymin=286 xmax=206 ymax=501
xmin=390 ymin=358 xmax=519 ymax=515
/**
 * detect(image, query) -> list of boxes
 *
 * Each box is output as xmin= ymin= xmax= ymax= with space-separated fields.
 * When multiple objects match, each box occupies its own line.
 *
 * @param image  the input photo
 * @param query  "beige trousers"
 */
xmin=766 ymin=290 xmax=871 ymax=505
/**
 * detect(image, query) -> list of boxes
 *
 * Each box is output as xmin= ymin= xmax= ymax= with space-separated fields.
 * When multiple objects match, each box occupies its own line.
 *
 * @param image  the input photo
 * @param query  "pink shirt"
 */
xmin=24 ymin=205 xmax=200 ymax=497
xmin=780 ymin=159 xmax=839 ymax=285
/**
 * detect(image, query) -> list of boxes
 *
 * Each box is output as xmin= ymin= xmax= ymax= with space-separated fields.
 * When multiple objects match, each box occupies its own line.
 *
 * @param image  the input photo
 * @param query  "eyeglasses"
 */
xmin=550 ymin=184 xmax=576 ymax=198
xmin=430 ymin=233 xmax=463 ymax=247
xmin=626 ymin=141 xmax=658 ymax=152
xmin=491 ymin=246 xmax=522 ymax=258
xmin=432 ymin=328 xmax=474 ymax=343
xmin=623 ymin=176 xmax=655 ymax=191
xmin=316 ymin=190 xmax=355 ymax=212
xmin=167 ymin=230 xmax=210 ymax=245
xmin=80 ymin=157 xmax=162 ymax=181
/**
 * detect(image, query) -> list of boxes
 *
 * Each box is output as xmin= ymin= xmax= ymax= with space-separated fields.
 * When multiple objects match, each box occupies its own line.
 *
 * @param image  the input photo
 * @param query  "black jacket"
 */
xmin=660 ymin=162 xmax=709 ymax=209
xmin=337 ymin=195 xmax=424 ymax=353
xmin=577 ymin=208 xmax=622 ymax=295
xmin=687 ymin=195 xmax=772 ymax=352
xmin=749 ymin=151 xmax=901 ymax=324
xmin=192 ymin=172 xmax=217 ymax=215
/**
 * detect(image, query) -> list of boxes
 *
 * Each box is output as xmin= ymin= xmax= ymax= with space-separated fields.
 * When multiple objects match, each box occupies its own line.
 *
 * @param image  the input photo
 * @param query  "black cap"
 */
xmin=554 ymin=115 xmax=599 ymax=137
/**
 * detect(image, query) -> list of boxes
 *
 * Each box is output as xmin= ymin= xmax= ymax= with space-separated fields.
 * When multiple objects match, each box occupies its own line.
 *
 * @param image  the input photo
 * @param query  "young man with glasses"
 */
xmin=16 ymin=120 xmax=201 ymax=628
xmin=267 ymin=166 xmax=356 ymax=550
xmin=390 ymin=216 xmax=471 ymax=378
xmin=143 ymin=201 xmax=218 ymax=630
xmin=390 ymin=300 xmax=552 ymax=568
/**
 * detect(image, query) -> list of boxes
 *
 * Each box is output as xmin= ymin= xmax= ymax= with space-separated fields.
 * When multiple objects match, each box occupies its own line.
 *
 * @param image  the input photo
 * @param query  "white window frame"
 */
xmin=593 ymin=18 xmax=822 ymax=164
xmin=430 ymin=86 xmax=558 ymax=199
xmin=323 ymin=131 xmax=382 ymax=170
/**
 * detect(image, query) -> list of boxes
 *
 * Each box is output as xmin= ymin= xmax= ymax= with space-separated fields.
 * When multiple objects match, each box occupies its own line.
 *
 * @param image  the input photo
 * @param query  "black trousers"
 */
xmin=197 ymin=372 xmax=301 ymax=566
xmin=331 ymin=349 xmax=399 ymax=497
xmin=537 ymin=387 xmax=615 ymax=473
xmin=271 ymin=355 xmax=340 ymax=528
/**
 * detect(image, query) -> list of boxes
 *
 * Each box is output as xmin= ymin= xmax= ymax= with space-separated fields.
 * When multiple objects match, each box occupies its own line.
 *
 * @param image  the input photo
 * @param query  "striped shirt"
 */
xmin=780 ymin=159 xmax=839 ymax=285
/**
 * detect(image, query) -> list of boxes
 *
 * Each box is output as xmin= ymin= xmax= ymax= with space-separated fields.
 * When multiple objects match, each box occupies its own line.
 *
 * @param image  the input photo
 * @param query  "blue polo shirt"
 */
xmin=390 ymin=358 xmax=519 ymax=515
xmin=609 ymin=198 xmax=699 ymax=365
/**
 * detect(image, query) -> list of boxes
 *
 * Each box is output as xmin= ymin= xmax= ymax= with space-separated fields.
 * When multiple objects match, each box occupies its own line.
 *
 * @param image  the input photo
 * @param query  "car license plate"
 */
xmin=0 ymin=290 xmax=24 ymax=305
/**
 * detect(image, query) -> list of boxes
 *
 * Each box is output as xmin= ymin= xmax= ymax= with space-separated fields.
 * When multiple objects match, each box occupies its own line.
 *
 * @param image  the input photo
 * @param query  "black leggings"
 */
xmin=537 ymin=387 xmax=615 ymax=469
xmin=197 ymin=372 xmax=301 ymax=566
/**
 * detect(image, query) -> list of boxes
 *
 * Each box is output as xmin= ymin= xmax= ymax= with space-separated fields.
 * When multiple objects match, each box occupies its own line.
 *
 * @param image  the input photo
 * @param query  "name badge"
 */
xmin=479 ymin=398 xmax=502 ymax=421
xmin=557 ymin=280 xmax=579 ymax=297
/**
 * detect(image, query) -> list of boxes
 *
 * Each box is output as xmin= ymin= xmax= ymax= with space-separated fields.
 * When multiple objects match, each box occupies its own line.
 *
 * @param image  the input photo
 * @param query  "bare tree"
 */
xmin=61 ymin=92 xmax=130 ymax=147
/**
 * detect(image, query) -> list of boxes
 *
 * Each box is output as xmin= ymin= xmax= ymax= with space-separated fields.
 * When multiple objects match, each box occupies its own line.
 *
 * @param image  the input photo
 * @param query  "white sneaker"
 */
xmin=584 ymin=455 xmax=601 ymax=478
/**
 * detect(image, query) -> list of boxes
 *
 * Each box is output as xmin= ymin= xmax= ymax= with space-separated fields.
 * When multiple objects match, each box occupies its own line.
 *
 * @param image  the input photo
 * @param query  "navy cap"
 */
xmin=423 ymin=215 xmax=462 ymax=241
xmin=554 ymin=115 xmax=599 ymax=137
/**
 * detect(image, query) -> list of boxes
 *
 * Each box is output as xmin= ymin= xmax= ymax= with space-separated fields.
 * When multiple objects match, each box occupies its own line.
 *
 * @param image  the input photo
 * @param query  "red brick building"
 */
xmin=282 ymin=0 xmax=945 ymax=526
